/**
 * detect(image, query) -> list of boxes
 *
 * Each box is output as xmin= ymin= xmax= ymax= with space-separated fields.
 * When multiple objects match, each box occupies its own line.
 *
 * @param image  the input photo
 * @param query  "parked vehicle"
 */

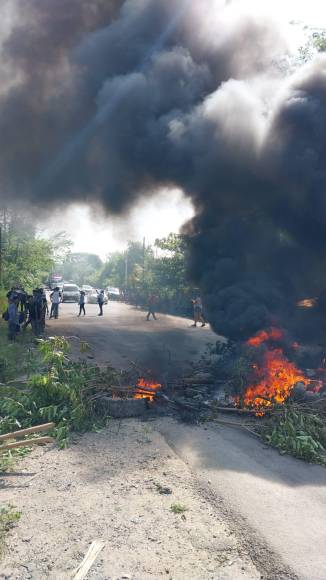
xmin=81 ymin=285 xmax=93 ymax=295
xmin=87 ymin=290 xmax=108 ymax=305
xmin=107 ymin=287 xmax=121 ymax=301
xmin=61 ymin=283 xmax=80 ymax=303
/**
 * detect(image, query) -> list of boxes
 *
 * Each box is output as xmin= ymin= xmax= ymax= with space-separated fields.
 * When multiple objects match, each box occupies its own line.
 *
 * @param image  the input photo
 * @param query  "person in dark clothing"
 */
xmin=146 ymin=293 xmax=158 ymax=320
xmin=78 ymin=291 xmax=86 ymax=316
xmin=40 ymin=290 xmax=48 ymax=332
xmin=8 ymin=297 xmax=18 ymax=341
xmin=18 ymin=288 xmax=27 ymax=314
xmin=23 ymin=295 xmax=34 ymax=331
xmin=6 ymin=287 xmax=15 ymax=300
xmin=97 ymin=290 xmax=105 ymax=316
xmin=28 ymin=289 xmax=42 ymax=336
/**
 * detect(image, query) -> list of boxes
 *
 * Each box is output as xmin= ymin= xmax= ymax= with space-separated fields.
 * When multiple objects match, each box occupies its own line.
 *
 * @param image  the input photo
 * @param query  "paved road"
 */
xmin=48 ymin=301 xmax=326 ymax=579
xmin=158 ymin=419 xmax=326 ymax=580
xmin=47 ymin=300 xmax=217 ymax=375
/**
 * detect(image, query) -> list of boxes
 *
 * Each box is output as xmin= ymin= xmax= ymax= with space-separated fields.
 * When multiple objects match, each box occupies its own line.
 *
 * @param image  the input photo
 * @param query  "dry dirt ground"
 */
xmin=1 ymin=419 xmax=260 ymax=580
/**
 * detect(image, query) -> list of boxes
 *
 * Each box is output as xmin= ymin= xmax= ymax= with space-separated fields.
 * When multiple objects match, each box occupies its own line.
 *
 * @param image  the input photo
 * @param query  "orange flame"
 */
xmin=134 ymin=378 xmax=161 ymax=401
xmin=297 ymin=298 xmax=316 ymax=308
xmin=246 ymin=327 xmax=283 ymax=347
xmin=244 ymin=328 xmax=308 ymax=409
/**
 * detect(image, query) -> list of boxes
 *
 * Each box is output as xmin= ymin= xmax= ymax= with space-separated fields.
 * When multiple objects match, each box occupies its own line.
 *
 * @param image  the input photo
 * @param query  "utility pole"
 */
xmin=125 ymin=251 xmax=128 ymax=289
xmin=142 ymin=236 xmax=146 ymax=288
xmin=0 ymin=225 xmax=2 ymax=288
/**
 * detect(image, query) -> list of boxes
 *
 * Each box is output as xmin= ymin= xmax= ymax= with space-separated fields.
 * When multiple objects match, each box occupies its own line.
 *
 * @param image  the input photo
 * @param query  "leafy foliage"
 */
xmin=262 ymin=407 xmax=326 ymax=465
xmin=90 ymin=234 xmax=195 ymax=315
xmin=0 ymin=211 xmax=54 ymax=291
xmin=3 ymin=234 xmax=53 ymax=291
xmin=297 ymin=30 xmax=326 ymax=64
xmin=60 ymin=252 xmax=102 ymax=285
xmin=0 ymin=336 xmax=119 ymax=451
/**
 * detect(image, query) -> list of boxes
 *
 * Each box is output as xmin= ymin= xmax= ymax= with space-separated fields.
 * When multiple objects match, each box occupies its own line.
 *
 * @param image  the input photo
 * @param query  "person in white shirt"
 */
xmin=50 ymin=287 xmax=61 ymax=319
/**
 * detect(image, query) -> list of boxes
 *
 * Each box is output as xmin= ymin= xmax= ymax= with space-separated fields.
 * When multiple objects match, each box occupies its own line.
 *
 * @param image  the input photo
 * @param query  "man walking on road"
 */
xmin=146 ymin=293 xmax=158 ymax=321
xmin=191 ymin=296 xmax=206 ymax=327
xmin=98 ymin=290 xmax=105 ymax=316
xmin=78 ymin=291 xmax=86 ymax=317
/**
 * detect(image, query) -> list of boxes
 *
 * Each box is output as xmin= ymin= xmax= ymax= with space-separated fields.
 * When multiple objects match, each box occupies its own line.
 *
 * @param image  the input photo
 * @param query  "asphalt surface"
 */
xmin=48 ymin=301 xmax=326 ymax=580
xmin=47 ymin=300 xmax=217 ymax=375
xmin=158 ymin=419 xmax=326 ymax=580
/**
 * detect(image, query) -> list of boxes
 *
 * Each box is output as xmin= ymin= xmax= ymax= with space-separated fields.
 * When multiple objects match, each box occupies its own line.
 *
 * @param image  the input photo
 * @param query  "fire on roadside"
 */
xmin=297 ymin=298 xmax=317 ymax=308
xmin=247 ymin=327 xmax=283 ymax=347
xmin=242 ymin=327 xmax=309 ymax=410
xmin=134 ymin=378 xmax=161 ymax=402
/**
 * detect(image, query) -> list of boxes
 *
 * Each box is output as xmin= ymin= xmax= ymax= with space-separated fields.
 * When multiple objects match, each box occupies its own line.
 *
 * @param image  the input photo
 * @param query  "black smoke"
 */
xmin=1 ymin=0 xmax=326 ymax=342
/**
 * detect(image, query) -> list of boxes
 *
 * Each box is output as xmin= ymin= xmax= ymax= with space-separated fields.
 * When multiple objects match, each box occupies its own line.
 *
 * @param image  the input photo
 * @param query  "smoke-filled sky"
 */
xmin=1 ymin=0 xmax=326 ymax=341
xmin=44 ymin=0 xmax=325 ymax=255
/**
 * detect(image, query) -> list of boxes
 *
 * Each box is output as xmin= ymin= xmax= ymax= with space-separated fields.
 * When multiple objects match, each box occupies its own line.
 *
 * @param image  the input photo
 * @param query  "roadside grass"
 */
xmin=0 ymin=504 xmax=21 ymax=558
xmin=170 ymin=503 xmax=188 ymax=514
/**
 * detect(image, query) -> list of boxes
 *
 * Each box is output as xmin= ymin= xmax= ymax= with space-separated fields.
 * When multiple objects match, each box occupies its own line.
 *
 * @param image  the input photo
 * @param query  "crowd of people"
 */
xmin=2 ymin=285 xmax=206 ymax=341
xmin=2 ymin=286 xmax=108 ymax=341
xmin=3 ymin=286 xmax=48 ymax=341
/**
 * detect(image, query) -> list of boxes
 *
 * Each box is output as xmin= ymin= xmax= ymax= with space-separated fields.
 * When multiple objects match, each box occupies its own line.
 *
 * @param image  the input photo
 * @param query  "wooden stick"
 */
xmin=72 ymin=540 xmax=105 ymax=580
xmin=212 ymin=406 xmax=274 ymax=414
xmin=0 ymin=436 xmax=54 ymax=451
xmin=0 ymin=422 xmax=55 ymax=442
xmin=212 ymin=420 xmax=262 ymax=438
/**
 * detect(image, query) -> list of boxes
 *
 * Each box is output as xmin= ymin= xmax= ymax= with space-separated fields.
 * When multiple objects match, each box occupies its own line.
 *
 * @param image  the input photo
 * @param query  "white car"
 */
xmin=81 ymin=285 xmax=93 ymax=295
xmin=107 ymin=287 xmax=120 ymax=301
xmin=87 ymin=290 xmax=108 ymax=305
xmin=61 ymin=283 xmax=80 ymax=303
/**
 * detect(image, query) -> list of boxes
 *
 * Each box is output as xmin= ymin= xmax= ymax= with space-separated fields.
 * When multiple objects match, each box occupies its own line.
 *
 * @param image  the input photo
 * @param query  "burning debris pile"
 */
xmin=191 ymin=328 xmax=326 ymax=412
xmin=165 ymin=329 xmax=326 ymax=464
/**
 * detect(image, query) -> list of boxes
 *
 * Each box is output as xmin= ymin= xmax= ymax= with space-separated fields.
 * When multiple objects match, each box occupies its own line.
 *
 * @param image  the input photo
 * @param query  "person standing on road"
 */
xmin=50 ymin=287 xmax=61 ymax=319
xmin=40 ymin=289 xmax=48 ymax=332
xmin=7 ymin=296 xmax=18 ymax=341
xmin=78 ymin=290 xmax=86 ymax=317
xmin=98 ymin=289 xmax=105 ymax=316
xmin=146 ymin=293 xmax=158 ymax=321
xmin=191 ymin=296 xmax=206 ymax=327
xmin=23 ymin=294 xmax=34 ymax=332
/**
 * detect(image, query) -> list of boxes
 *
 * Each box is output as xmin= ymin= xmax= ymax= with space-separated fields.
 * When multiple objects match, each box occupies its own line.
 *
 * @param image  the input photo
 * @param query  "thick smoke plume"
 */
xmin=1 ymin=0 xmax=326 ymax=342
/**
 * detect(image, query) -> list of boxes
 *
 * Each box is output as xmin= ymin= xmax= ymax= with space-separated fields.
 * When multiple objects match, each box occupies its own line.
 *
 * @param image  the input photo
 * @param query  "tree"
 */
xmin=153 ymin=234 xmax=188 ymax=292
xmin=50 ymin=231 xmax=73 ymax=265
xmin=91 ymin=233 xmax=194 ymax=315
xmin=297 ymin=29 xmax=326 ymax=64
xmin=0 ymin=213 xmax=54 ymax=290
xmin=59 ymin=253 xmax=103 ymax=285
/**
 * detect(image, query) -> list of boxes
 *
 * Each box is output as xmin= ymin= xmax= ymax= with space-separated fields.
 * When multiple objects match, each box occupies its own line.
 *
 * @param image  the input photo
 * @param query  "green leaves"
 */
xmin=0 ymin=336 xmax=119 ymax=451
xmin=263 ymin=407 xmax=326 ymax=465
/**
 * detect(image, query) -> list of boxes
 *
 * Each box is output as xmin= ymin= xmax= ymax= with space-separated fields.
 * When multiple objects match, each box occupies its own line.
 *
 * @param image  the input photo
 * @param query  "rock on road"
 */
xmin=47 ymin=301 xmax=326 ymax=580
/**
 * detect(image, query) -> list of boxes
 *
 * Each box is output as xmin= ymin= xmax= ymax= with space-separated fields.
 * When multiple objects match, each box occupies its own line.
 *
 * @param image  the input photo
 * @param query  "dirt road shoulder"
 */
xmin=1 ymin=419 xmax=259 ymax=580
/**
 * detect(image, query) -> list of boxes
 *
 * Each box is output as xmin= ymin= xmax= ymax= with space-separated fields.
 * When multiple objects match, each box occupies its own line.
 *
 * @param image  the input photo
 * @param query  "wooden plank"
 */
xmin=72 ymin=540 xmax=105 ymax=580
xmin=0 ymin=436 xmax=54 ymax=452
xmin=0 ymin=422 xmax=55 ymax=442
